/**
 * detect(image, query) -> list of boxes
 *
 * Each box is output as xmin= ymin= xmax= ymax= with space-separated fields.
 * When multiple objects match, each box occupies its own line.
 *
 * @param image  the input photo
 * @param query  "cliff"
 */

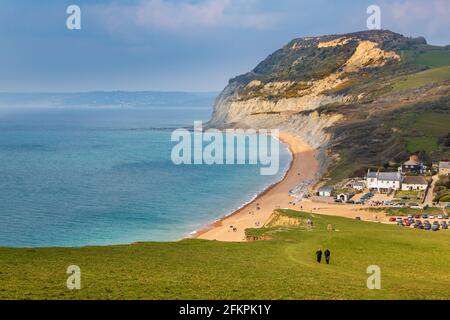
xmin=209 ymin=30 xmax=450 ymax=181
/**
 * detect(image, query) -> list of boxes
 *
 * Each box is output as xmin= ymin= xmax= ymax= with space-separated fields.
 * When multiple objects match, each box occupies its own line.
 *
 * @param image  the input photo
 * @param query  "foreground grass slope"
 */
xmin=1 ymin=210 xmax=449 ymax=300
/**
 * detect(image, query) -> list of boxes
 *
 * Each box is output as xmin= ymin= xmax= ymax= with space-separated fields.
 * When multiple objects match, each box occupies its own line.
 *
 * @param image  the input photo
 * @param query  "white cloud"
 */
xmin=381 ymin=0 xmax=450 ymax=35
xmin=93 ymin=0 xmax=279 ymax=32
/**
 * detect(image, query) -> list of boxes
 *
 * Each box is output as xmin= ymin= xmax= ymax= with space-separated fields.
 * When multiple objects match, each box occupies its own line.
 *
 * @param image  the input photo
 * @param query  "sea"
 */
xmin=0 ymin=95 xmax=291 ymax=247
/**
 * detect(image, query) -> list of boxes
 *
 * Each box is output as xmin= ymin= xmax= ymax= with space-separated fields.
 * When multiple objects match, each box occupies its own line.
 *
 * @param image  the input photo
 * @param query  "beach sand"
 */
xmin=194 ymin=132 xmax=386 ymax=242
xmin=194 ymin=132 xmax=318 ymax=241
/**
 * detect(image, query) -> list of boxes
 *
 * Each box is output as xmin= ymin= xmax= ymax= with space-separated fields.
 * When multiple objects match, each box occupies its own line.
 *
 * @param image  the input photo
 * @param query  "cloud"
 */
xmin=92 ymin=0 xmax=279 ymax=32
xmin=381 ymin=0 xmax=450 ymax=35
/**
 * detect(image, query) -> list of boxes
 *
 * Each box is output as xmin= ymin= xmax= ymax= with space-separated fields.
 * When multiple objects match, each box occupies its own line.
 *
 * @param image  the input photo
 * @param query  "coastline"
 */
xmin=193 ymin=132 xmax=319 ymax=241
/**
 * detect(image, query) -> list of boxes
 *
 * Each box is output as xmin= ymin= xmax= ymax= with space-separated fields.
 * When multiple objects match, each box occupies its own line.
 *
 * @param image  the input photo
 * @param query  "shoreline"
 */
xmin=193 ymin=132 xmax=319 ymax=241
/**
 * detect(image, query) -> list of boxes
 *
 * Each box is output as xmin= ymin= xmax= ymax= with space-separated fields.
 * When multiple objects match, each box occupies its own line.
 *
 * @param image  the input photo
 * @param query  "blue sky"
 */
xmin=1 ymin=0 xmax=449 ymax=92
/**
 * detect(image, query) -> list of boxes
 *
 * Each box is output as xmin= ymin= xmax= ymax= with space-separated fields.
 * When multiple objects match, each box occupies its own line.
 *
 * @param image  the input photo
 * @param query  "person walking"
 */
xmin=324 ymin=249 xmax=331 ymax=264
xmin=315 ymin=249 xmax=322 ymax=263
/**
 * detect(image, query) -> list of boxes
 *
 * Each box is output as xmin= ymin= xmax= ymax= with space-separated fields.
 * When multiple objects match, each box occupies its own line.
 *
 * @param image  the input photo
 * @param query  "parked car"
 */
xmin=437 ymin=214 xmax=443 ymax=219
xmin=431 ymin=222 xmax=440 ymax=231
xmin=414 ymin=214 xmax=420 ymax=219
xmin=421 ymin=214 xmax=428 ymax=219
xmin=444 ymin=214 xmax=449 ymax=219
xmin=407 ymin=214 xmax=413 ymax=218
xmin=389 ymin=217 xmax=396 ymax=222
xmin=441 ymin=222 xmax=448 ymax=229
xmin=424 ymin=223 xmax=431 ymax=230
xmin=396 ymin=217 xmax=403 ymax=222
xmin=429 ymin=215 xmax=435 ymax=219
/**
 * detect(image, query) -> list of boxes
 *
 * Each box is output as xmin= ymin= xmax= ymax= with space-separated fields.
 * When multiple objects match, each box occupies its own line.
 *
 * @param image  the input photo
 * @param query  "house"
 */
xmin=439 ymin=161 xmax=450 ymax=176
xmin=401 ymin=176 xmax=428 ymax=191
xmin=318 ymin=186 xmax=333 ymax=197
xmin=336 ymin=192 xmax=354 ymax=202
xmin=366 ymin=169 xmax=402 ymax=193
xmin=402 ymin=155 xmax=425 ymax=174
xmin=352 ymin=181 xmax=366 ymax=191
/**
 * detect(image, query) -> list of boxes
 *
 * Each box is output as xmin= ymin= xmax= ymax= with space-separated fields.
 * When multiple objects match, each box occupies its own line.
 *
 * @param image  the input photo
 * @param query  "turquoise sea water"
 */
xmin=0 ymin=106 xmax=290 ymax=247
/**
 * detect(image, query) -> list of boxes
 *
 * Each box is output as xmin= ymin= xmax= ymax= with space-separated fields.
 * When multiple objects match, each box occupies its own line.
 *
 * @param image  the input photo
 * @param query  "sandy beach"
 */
xmin=194 ymin=132 xmax=385 ymax=241
xmin=194 ymin=132 xmax=318 ymax=241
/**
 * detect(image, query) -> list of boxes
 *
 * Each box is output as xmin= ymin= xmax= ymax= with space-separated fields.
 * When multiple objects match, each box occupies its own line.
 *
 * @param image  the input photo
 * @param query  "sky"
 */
xmin=0 ymin=0 xmax=449 ymax=92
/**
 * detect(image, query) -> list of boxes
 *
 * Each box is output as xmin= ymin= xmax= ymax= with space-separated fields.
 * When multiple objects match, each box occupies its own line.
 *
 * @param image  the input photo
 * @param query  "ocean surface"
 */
xmin=0 ymin=105 xmax=290 ymax=247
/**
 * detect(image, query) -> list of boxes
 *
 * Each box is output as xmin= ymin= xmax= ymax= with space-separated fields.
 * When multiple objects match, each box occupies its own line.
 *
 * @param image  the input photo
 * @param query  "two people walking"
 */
xmin=315 ymin=248 xmax=331 ymax=264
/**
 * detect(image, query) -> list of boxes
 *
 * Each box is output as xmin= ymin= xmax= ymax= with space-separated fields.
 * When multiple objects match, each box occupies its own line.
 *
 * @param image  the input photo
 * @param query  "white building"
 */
xmin=318 ymin=186 xmax=333 ymax=197
xmin=352 ymin=181 xmax=366 ymax=191
xmin=366 ymin=170 xmax=402 ymax=193
xmin=401 ymin=176 xmax=428 ymax=191
xmin=439 ymin=161 xmax=450 ymax=176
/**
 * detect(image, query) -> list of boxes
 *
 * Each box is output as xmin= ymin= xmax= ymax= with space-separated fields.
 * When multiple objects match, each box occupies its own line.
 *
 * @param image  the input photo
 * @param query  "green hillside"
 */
xmin=1 ymin=210 xmax=449 ymax=300
xmin=392 ymin=66 xmax=450 ymax=92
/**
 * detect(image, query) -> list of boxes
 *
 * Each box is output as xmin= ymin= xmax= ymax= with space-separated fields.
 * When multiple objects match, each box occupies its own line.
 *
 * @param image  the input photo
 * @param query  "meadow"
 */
xmin=1 ymin=210 xmax=449 ymax=300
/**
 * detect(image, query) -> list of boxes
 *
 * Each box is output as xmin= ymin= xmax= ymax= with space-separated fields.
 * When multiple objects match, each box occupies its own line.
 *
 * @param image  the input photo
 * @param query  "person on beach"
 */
xmin=324 ymin=249 xmax=331 ymax=264
xmin=315 ymin=249 xmax=322 ymax=263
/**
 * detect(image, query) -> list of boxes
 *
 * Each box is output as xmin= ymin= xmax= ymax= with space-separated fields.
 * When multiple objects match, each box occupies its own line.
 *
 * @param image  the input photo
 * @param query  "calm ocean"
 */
xmin=0 ymin=105 xmax=290 ymax=247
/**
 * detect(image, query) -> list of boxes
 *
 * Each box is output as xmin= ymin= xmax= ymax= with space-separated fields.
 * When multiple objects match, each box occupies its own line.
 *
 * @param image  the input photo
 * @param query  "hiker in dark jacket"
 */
xmin=315 ymin=249 xmax=322 ymax=263
xmin=324 ymin=249 xmax=331 ymax=264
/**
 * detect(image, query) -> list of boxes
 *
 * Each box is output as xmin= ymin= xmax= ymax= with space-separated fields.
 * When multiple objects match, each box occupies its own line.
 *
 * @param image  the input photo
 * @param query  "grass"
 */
xmin=370 ymin=206 xmax=445 ymax=216
xmin=392 ymin=66 xmax=450 ymax=92
xmin=415 ymin=50 xmax=450 ymax=68
xmin=391 ymin=110 xmax=450 ymax=155
xmin=394 ymin=190 xmax=421 ymax=199
xmin=0 ymin=210 xmax=449 ymax=300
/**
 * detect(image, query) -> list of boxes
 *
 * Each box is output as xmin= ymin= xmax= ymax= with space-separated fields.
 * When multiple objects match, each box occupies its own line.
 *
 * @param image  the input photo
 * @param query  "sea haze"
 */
xmin=0 ymin=95 xmax=290 ymax=247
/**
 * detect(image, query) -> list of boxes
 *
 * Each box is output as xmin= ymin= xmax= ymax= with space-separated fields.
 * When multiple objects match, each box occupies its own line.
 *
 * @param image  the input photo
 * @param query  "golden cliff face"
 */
xmin=209 ymin=36 xmax=401 ymax=149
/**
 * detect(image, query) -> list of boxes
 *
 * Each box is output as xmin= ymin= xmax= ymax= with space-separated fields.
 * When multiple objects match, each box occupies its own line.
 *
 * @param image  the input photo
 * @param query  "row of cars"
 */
xmin=354 ymin=192 xmax=374 ymax=205
xmin=389 ymin=216 xmax=449 ymax=231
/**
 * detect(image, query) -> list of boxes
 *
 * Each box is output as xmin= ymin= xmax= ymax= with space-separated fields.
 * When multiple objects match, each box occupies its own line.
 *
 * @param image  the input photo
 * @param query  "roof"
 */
xmin=404 ymin=159 xmax=421 ymax=166
xmin=440 ymin=161 xmax=450 ymax=169
xmin=353 ymin=181 xmax=365 ymax=187
xmin=403 ymin=176 xmax=428 ymax=185
xmin=318 ymin=186 xmax=334 ymax=192
xmin=378 ymin=172 xmax=402 ymax=182
xmin=367 ymin=171 xmax=378 ymax=178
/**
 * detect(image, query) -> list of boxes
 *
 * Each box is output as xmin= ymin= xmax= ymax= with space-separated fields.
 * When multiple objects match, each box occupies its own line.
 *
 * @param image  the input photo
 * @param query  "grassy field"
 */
xmin=1 ymin=210 xmax=449 ymax=300
xmin=394 ymin=190 xmax=421 ymax=199
xmin=392 ymin=66 xmax=450 ymax=92
xmin=415 ymin=50 xmax=450 ymax=68
xmin=368 ymin=206 xmax=447 ymax=216
xmin=391 ymin=110 xmax=450 ymax=155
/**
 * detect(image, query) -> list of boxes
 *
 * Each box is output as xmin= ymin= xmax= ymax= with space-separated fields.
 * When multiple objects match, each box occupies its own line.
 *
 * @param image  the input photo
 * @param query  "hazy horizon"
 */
xmin=1 ymin=0 xmax=449 ymax=92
